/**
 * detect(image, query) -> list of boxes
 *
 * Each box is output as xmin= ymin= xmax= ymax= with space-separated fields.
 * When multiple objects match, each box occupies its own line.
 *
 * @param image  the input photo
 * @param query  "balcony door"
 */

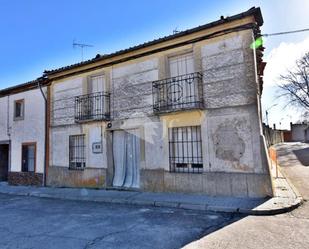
xmin=168 ymin=53 xmax=195 ymax=108
xmin=112 ymin=129 xmax=140 ymax=189
xmin=89 ymin=75 xmax=106 ymax=119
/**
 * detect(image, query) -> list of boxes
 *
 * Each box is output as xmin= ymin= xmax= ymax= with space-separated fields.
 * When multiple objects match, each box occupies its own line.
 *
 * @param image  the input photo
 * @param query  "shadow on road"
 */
xmin=293 ymin=147 xmax=309 ymax=166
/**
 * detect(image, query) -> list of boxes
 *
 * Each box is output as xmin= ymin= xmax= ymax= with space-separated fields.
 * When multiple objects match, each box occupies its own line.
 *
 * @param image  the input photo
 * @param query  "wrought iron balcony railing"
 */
xmin=152 ymin=72 xmax=204 ymax=113
xmin=75 ymin=92 xmax=111 ymax=122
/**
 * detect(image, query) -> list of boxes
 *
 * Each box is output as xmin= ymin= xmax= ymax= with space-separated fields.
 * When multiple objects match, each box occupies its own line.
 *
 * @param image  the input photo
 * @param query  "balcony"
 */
xmin=152 ymin=72 xmax=204 ymax=113
xmin=75 ymin=92 xmax=110 ymax=122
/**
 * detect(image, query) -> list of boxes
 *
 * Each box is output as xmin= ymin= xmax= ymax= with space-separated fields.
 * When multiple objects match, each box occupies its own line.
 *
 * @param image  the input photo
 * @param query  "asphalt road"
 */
xmin=0 ymin=193 xmax=238 ymax=249
xmin=1 ymin=142 xmax=308 ymax=249
xmin=185 ymin=142 xmax=309 ymax=249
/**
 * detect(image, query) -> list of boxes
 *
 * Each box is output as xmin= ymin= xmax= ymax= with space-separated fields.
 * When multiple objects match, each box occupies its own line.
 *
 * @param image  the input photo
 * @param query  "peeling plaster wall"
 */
xmin=201 ymin=30 xmax=257 ymax=108
xmin=48 ymin=29 xmax=273 ymax=196
xmin=111 ymin=58 xmax=159 ymax=119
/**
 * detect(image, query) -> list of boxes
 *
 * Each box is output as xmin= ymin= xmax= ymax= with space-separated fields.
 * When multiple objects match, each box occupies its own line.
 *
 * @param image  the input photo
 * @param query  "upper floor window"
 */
xmin=169 ymin=52 xmax=194 ymax=77
xmin=89 ymin=74 xmax=105 ymax=94
xmin=14 ymin=99 xmax=24 ymax=120
xmin=152 ymin=52 xmax=203 ymax=113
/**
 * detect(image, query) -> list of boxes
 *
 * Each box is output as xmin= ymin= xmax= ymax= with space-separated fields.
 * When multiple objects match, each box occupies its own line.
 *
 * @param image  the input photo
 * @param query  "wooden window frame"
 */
xmin=14 ymin=99 xmax=25 ymax=121
xmin=87 ymin=73 xmax=106 ymax=94
xmin=21 ymin=142 xmax=36 ymax=173
xmin=167 ymin=50 xmax=194 ymax=77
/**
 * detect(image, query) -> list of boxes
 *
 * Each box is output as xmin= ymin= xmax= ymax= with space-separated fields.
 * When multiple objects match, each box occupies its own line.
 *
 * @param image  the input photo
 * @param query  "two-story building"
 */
xmin=0 ymin=7 xmax=273 ymax=198
xmin=0 ymin=80 xmax=47 ymax=185
xmin=41 ymin=7 xmax=273 ymax=197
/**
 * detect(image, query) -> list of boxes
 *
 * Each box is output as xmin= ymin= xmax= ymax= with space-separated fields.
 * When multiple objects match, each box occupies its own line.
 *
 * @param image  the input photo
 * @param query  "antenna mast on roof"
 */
xmin=73 ymin=39 xmax=94 ymax=61
xmin=173 ymin=27 xmax=180 ymax=34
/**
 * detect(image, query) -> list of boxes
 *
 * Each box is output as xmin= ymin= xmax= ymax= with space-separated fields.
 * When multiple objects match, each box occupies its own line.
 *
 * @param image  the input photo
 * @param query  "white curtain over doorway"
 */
xmin=112 ymin=130 xmax=140 ymax=188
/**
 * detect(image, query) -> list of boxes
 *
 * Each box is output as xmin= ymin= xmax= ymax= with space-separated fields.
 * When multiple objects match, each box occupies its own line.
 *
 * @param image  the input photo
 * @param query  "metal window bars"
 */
xmin=152 ymin=72 xmax=204 ymax=113
xmin=169 ymin=126 xmax=203 ymax=173
xmin=75 ymin=92 xmax=110 ymax=122
xmin=69 ymin=135 xmax=86 ymax=170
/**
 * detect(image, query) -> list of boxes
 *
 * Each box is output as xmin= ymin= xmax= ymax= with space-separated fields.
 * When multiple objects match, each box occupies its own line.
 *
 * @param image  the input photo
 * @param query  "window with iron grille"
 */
xmin=169 ymin=126 xmax=203 ymax=173
xmin=69 ymin=135 xmax=86 ymax=170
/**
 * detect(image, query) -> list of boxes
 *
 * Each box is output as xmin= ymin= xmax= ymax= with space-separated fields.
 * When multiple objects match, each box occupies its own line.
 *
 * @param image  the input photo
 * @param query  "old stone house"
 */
xmin=0 ymin=7 xmax=273 ymax=198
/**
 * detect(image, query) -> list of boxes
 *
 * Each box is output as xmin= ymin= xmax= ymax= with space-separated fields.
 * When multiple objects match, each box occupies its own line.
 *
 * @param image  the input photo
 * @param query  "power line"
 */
xmin=262 ymin=28 xmax=309 ymax=37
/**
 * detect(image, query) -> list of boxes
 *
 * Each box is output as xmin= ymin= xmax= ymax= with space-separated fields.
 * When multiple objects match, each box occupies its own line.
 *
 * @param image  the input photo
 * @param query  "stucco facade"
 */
xmin=45 ymin=7 xmax=273 ymax=198
xmin=0 ymin=87 xmax=46 ymax=185
xmin=0 ymin=7 xmax=273 ymax=197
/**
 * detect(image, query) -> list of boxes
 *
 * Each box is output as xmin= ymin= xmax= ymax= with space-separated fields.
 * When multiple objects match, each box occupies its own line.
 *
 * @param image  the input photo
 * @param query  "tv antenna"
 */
xmin=173 ymin=27 xmax=180 ymax=34
xmin=73 ymin=39 xmax=94 ymax=61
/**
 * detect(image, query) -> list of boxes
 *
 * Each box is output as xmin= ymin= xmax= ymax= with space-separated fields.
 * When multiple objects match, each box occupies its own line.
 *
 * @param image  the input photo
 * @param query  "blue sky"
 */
xmin=1 ymin=0 xmax=309 ymax=128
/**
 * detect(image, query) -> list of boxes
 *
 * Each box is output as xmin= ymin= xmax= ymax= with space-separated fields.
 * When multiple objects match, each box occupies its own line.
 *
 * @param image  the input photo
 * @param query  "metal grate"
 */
xmin=169 ymin=126 xmax=203 ymax=173
xmin=75 ymin=92 xmax=110 ymax=122
xmin=69 ymin=135 xmax=86 ymax=170
xmin=152 ymin=72 xmax=204 ymax=113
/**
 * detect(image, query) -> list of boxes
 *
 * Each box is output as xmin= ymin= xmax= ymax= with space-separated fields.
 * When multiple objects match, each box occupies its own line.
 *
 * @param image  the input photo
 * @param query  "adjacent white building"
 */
xmin=0 ymin=81 xmax=47 ymax=185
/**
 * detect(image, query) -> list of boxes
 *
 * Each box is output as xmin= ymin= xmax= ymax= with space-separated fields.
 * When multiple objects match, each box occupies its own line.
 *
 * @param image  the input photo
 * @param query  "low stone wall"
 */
xmin=140 ymin=169 xmax=273 ymax=198
xmin=8 ymin=172 xmax=43 ymax=186
xmin=47 ymin=166 xmax=106 ymax=188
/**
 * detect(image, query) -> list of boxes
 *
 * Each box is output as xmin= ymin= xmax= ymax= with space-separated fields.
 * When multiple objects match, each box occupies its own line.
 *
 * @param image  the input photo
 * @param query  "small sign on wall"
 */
xmin=92 ymin=142 xmax=102 ymax=154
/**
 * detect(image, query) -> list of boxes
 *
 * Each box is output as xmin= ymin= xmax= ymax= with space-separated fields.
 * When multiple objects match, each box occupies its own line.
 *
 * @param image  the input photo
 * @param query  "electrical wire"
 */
xmin=262 ymin=28 xmax=309 ymax=37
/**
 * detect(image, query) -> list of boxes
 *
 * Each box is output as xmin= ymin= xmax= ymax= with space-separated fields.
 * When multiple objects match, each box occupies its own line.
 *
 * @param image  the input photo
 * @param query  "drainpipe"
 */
xmin=7 ymin=95 xmax=11 ymax=173
xmin=37 ymin=77 xmax=47 ymax=187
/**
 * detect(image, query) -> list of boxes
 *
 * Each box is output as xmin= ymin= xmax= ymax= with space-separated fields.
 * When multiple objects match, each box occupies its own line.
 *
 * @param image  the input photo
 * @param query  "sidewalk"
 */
xmin=0 ymin=165 xmax=302 ymax=215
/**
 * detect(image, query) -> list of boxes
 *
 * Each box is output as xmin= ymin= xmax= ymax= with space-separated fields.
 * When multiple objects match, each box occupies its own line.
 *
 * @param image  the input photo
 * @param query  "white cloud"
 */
xmin=263 ymin=37 xmax=309 ymax=87
xmin=261 ymin=37 xmax=309 ymax=129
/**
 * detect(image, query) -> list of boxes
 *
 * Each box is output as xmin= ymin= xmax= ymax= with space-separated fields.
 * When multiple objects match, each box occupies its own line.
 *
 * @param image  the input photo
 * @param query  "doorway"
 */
xmin=112 ymin=129 xmax=140 ymax=189
xmin=0 ymin=144 xmax=9 ymax=181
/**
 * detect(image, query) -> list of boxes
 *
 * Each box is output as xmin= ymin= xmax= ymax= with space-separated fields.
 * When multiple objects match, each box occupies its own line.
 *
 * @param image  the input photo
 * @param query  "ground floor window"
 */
xmin=169 ymin=126 xmax=203 ymax=173
xmin=69 ymin=135 xmax=86 ymax=170
xmin=22 ymin=143 xmax=36 ymax=172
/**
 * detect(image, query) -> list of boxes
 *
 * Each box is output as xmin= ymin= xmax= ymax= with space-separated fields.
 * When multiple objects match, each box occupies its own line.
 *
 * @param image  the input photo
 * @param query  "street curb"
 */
xmin=0 ymin=188 xmax=302 ymax=215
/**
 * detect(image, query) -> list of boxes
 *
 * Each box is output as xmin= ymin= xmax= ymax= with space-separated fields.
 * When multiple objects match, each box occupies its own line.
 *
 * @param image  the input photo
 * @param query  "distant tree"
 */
xmin=296 ymin=111 xmax=309 ymax=123
xmin=279 ymin=52 xmax=309 ymax=110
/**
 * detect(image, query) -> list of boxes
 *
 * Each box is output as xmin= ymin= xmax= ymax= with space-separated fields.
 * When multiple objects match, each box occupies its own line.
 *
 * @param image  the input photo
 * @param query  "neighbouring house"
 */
xmin=0 ymin=80 xmax=47 ymax=185
xmin=0 ymin=7 xmax=273 ymax=198
xmin=290 ymin=122 xmax=309 ymax=142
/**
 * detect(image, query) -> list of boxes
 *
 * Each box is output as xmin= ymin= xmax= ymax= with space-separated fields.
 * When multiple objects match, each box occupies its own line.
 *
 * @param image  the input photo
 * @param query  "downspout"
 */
xmin=7 ymin=95 xmax=11 ymax=173
xmin=37 ymin=78 xmax=47 ymax=187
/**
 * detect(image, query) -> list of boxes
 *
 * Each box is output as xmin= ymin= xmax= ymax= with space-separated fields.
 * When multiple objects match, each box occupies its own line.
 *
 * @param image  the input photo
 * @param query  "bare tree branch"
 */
xmin=278 ymin=52 xmax=309 ymax=110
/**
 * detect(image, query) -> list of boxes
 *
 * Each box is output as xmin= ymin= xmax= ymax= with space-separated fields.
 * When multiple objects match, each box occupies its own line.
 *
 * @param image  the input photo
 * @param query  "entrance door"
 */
xmin=0 ymin=144 xmax=9 ymax=181
xmin=112 ymin=129 xmax=140 ymax=189
xmin=21 ymin=143 xmax=36 ymax=172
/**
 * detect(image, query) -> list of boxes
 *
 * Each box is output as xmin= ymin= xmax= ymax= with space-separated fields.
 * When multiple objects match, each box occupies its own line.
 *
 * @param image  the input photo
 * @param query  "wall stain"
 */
xmin=214 ymin=121 xmax=246 ymax=165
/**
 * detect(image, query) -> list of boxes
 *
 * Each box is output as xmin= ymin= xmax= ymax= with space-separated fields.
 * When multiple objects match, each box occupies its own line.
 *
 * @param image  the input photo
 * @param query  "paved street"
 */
xmin=0 ymin=193 xmax=240 ymax=249
xmin=185 ymin=142 xmax=309 ymax=249
xmin=0 ymin=142 xmax=308 ymax=249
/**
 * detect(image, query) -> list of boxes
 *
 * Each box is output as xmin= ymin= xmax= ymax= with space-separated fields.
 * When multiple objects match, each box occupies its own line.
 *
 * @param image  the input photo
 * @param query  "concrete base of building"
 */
xmin=141 ymin=169 xmax=273 ymax=198
xmin=47 ymin=166 xmax=106 ymax=188
xmin=8 ymin=172 xmax=43 ymax=186
xmin=46 ymin=167 xmax=272 ymax=198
